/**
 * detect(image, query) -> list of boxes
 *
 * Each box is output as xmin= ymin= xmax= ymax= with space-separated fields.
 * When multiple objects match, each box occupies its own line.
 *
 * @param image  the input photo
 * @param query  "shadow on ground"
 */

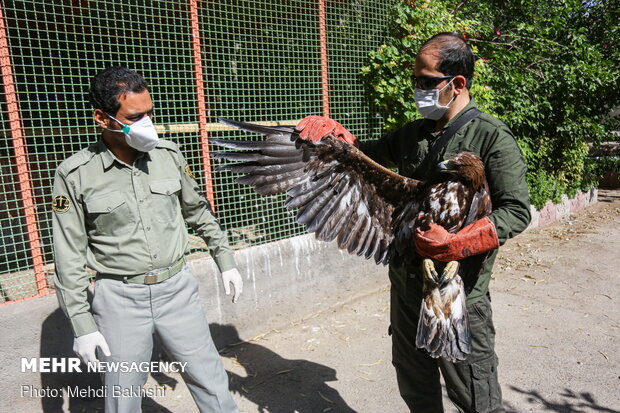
xmin=38 ymin=313 xmax=355 ymax=412
xmin=211 ymin=323 xmax=357 ymax=413
xmin=598 ymin=188 xmax=620 ymax=203
xmin=40 ymin=308 xmax=174 ymax=413
xmin=503 ymin=385 xmax=620 ymax=413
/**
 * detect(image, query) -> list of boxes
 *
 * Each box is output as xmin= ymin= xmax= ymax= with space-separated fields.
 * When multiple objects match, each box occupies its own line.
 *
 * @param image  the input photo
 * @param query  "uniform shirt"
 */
xmin=52 ymin=138 xmax=236 ymax=337
xmin=360 ymin=98 xmax=531 ymax=305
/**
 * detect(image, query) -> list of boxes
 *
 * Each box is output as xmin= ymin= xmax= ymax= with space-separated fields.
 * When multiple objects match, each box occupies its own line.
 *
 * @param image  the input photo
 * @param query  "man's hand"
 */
xmin=221 ymin=268 xmax=243 ymax=303
xmin=414 ymin=216 xmax=500 ymax=262
xmin=295 ymin=116 xmax=358 ymax=146
xmin=73 ymin=331 xmax=111 ymax=364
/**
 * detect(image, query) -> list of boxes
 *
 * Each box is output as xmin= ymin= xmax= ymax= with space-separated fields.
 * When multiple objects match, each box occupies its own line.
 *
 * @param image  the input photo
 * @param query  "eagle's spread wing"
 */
xmin=214 ymin=118 xmax=491 ymax=362
xmin=212 ymin=118 xmax=421 ymax=265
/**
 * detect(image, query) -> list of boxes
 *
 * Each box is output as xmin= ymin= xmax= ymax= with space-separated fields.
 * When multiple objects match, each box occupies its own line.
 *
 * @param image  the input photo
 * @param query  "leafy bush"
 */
xmin=361 ymin=0 xmax=620 ymax=210
xmin=360 ymin=1 xmax=494 ymax=129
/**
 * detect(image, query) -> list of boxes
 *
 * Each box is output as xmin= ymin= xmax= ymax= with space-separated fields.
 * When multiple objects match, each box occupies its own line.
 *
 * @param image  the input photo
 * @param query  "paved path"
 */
xmin=73 ymin=190 xmax=620 ymax=413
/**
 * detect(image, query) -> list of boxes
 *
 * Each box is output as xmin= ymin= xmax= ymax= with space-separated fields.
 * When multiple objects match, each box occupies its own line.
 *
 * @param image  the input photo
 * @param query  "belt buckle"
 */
xmin=143 ymin=274 xmax=159 ymax=285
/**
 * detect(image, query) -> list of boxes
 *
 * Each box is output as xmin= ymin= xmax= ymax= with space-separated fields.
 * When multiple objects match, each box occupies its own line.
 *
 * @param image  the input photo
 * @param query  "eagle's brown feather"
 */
xmin=213 ymin=119 xmax=422 ymax=265
xmin=213 ymin=118 xmax=492 ymax=361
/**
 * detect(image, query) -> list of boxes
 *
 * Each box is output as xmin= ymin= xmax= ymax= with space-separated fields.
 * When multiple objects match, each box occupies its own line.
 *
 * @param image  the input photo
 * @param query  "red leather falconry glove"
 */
xmin=296 ymin=116 xmax=359 ymax=147
xmin=414 ymin=216 xmax=500 ymax=262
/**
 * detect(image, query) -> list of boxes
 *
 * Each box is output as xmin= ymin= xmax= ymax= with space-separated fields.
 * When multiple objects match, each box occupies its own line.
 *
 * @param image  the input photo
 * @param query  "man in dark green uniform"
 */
xmin=295 ymin=33 xmax=530 ymax=412
xmin=52 ymin=67 xmax=242 ymax=413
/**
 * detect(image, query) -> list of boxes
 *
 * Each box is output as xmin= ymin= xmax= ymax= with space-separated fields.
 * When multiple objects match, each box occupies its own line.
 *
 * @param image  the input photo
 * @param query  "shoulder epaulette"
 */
xmin=477 ymin=112 xmax=508 ymax=129
xmin=155 ymin=139 xmax=179 ymax=152
xmin=56 ymin=144 xmax=97 ymax=177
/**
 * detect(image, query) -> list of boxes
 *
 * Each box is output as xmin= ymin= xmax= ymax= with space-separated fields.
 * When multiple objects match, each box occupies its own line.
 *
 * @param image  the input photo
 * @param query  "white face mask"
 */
xmin=105 ymin=113 xmax=159 ymax=152
xmin=414 ymin=78 xmax=456 ymax=120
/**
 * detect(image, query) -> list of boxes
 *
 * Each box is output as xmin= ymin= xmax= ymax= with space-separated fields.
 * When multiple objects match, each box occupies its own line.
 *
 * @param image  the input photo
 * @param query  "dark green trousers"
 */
xmin=390 ymin=287 xmax=504 ymax=413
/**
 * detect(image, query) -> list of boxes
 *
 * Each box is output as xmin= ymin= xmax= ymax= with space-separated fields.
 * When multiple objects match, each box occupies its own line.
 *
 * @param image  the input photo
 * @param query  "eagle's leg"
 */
xmin=437 ymin=261 xmax=459 ymax=285
xmin=422 ymin=259 xmax=440 ymax=284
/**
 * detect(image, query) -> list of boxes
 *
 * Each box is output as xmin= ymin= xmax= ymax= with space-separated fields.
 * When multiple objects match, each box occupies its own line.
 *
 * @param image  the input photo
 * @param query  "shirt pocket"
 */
xmin=149 ymin=178 xmax=182 ymax=223
xmin=86 ymin=191 xmax=135 ymax=236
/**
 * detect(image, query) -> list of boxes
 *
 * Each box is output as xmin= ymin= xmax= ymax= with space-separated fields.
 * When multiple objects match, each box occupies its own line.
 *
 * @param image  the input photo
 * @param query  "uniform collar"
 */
xmin=97 ymin=140 xmax=116 ymax=170
xmin=96 ymin=138 xmax=151 ymax=170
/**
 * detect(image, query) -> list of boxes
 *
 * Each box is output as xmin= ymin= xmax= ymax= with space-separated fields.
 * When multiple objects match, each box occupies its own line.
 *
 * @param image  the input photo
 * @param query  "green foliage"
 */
xmin=361 ymin=0 xmax=620 ymax=210
xmin=584 ymin=153 xmax=620 ymax=190
xmin=361 ymin=1 xmax=492 ymax=129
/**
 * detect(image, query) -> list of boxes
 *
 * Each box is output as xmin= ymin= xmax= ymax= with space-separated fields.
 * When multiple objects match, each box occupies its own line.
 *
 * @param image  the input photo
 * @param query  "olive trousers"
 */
xmin=390 ymin=287 xmax=504 ymax=413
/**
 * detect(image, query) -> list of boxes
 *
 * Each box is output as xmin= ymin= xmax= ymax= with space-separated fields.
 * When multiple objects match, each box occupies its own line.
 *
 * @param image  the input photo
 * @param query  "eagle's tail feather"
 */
xmin=416 ymin=262 xmax=472 ymax=362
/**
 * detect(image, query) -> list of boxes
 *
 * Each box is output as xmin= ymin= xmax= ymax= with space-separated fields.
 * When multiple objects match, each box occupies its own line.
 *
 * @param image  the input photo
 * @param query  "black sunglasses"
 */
xmin=412 ymin=75 xmax=455 ymax=90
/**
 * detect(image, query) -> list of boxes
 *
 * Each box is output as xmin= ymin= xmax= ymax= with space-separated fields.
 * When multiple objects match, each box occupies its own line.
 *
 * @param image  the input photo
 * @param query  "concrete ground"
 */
xmin=50 ymin=190 xmax=620 ymax=412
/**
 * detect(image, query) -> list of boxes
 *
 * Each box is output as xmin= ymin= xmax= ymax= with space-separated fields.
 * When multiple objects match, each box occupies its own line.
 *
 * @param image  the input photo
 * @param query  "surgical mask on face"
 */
xmin=105 ymin=113 xmax=159 ymax=152
xmin=414 ymin=78 xmax=456 ymax=121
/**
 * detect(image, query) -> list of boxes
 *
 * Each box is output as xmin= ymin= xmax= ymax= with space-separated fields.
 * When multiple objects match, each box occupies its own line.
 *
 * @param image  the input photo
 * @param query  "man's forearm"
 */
xmin=54 ymin=271 xmax=98 ymax=337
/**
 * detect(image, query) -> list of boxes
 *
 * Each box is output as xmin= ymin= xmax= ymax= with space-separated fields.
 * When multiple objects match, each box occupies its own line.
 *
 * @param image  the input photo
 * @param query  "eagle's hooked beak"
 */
xmin=437 ymin=160 xmax=456 ymax=173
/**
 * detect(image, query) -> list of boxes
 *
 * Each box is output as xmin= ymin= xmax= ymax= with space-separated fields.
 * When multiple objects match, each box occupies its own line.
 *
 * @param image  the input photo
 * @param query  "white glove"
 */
xmin=221 ymin=268 xmax=243 ymax=303
xmin=73 ymin=331 xmax=111 ymax=364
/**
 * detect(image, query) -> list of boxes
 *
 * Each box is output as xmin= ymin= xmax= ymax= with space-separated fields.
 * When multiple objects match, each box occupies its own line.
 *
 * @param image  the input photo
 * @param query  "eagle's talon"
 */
xmin=438 ymin=261 xmax=459 ymax=285
xmin=422 ymin=259 xmax=439 ymax=284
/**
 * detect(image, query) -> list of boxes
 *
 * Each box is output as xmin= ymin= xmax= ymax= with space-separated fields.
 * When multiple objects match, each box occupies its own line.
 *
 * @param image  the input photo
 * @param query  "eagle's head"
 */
xmin=438 ymin=152 xmax=486 ymax=190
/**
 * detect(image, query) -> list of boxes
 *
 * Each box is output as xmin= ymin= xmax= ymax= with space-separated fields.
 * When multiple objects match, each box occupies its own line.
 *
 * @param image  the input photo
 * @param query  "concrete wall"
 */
xmin=0 ymin=234 xmax=388 ymax=412
xmin=525 ymin=188 xmax=598 ymax=230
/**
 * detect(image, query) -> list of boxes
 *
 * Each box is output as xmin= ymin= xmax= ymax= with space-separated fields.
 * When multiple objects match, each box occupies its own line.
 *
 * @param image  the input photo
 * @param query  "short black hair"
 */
xmin=88 ymin=67 xmax=149 ymax=115
xmin=419 ymin=32 xmax=475 ymax=89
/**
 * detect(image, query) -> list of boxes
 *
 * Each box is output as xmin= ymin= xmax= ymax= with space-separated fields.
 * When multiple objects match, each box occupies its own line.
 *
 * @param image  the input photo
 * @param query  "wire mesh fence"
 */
xmin=0 ymin=0 xmax=394 ymax=303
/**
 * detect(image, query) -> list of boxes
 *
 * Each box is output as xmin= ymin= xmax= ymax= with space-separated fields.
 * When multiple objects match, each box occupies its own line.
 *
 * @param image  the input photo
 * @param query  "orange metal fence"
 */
xmin=0 ymin=0 xmax=392 ymax=305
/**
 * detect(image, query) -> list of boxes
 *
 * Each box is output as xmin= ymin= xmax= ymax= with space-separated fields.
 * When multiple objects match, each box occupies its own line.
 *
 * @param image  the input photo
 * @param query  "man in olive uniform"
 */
xmin=52 ymin=67 xmax=242 ymax=413
xmin=295 ymin=33 xmax=531 ymax=412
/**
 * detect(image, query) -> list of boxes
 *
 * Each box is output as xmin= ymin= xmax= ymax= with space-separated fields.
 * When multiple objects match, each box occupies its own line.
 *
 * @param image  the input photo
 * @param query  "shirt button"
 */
xmin=153 ymin=254 xmax=158 ymax=259
xmin=139 ymin=199 xmax=144 ymax=204
xmin=146 ymin=226 xmax=151 ymax=231
xmin=133 ymin=171 xmax=139 ymax=176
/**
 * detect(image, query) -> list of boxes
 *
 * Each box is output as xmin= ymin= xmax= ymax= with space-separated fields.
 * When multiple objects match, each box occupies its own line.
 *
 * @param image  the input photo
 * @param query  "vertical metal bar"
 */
xmin=318 ymin=0 xmax=330 ymax=117
xmin=0 ymin=4 xmax=47 ymax=296
xmin=189 ymin=0 xmax=216 ymax=211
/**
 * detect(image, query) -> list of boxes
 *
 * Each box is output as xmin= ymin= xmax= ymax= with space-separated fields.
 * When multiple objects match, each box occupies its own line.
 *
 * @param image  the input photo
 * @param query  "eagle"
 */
xmin=211 ymin=118 xmax=492 ymax=361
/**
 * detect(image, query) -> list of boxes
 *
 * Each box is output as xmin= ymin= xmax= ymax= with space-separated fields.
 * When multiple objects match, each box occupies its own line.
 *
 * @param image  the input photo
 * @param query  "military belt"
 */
xmin=97 ymin=256 xmax=186 ymax=285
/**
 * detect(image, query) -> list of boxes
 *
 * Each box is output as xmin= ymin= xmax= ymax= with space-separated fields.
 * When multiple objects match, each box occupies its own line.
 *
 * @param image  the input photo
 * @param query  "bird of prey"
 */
xmin=212 ymin=118 xmax=492 ymax=361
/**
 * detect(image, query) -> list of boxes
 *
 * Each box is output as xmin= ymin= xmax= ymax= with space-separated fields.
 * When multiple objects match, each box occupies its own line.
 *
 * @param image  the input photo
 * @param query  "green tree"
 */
xmin=362 ymin=0 xmax=620 ymax=209
xmin=361 ymin=0 xmax=494 ymax=129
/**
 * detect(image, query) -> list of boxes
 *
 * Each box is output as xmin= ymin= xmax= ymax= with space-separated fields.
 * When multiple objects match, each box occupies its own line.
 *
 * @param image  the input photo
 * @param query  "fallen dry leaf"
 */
xmin=357 ymin=375 xmax=375 ymax=382
xmin=359 ymin=359 xmax=382 ymax=367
